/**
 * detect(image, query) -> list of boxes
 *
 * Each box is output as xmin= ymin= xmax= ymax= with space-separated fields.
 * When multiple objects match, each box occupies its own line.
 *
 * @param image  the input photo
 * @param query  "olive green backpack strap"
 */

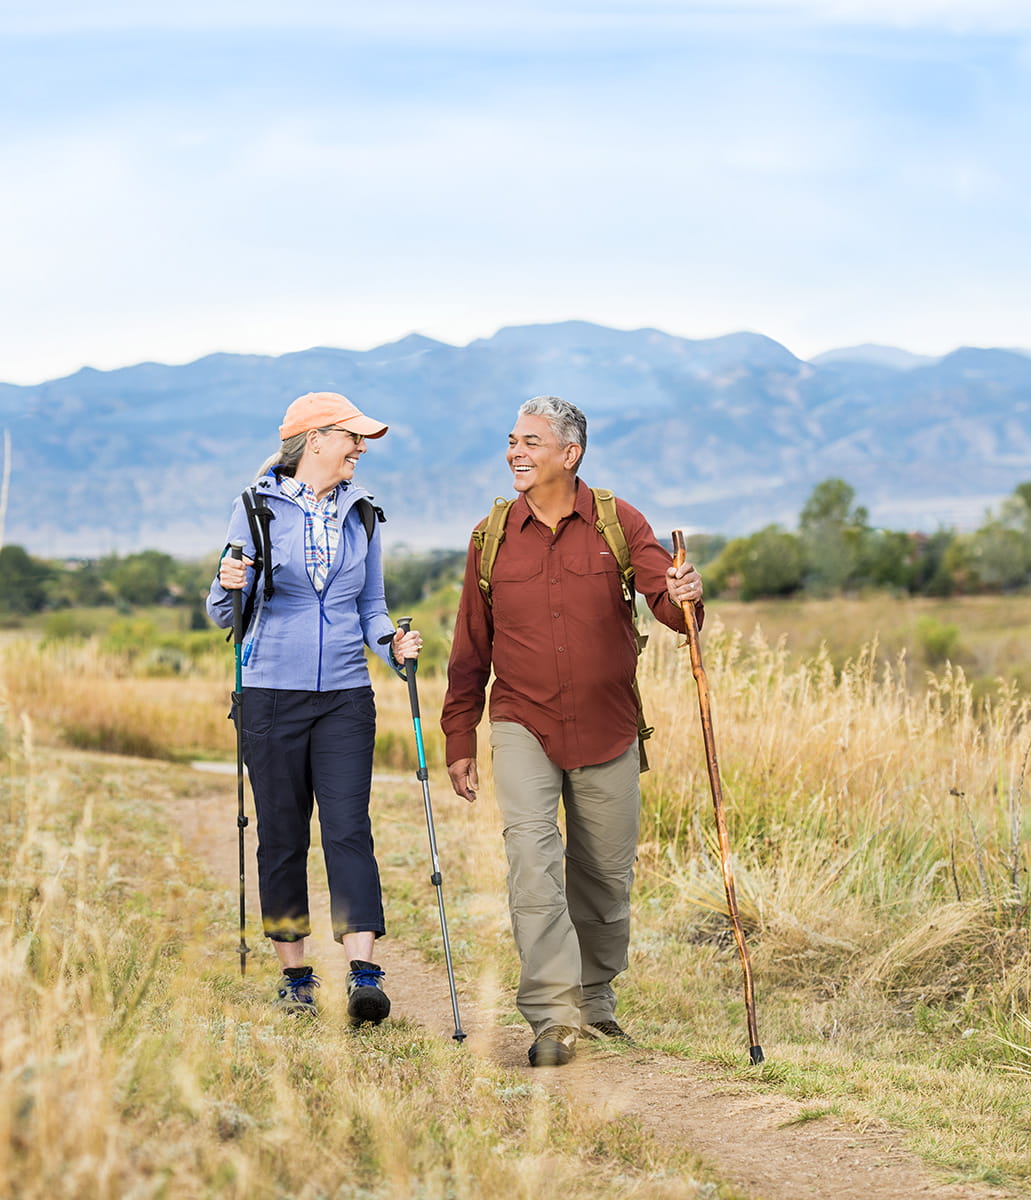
xmin=472 ymin=497 xmax=515 ymax=606
xmin=591 ymin=488 xmax=654 ymax=772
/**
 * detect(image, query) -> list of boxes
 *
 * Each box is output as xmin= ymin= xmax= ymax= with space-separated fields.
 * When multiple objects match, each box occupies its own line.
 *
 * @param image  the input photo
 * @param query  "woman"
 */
xmin=207 ymin=390 xmax=422 ymax=1024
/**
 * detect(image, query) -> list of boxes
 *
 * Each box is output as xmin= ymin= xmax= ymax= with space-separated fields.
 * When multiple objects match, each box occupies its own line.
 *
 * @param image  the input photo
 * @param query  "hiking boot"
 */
xmin=347 ymin=960 xmax=390 ymax=1026
xmin=582 ymin=1019 xmax=638 ymax=1046
xmin=275 ymin=966 xmax=320 ymax=1016
xmin=527 ymin=1025 xmax=578 ymax=1067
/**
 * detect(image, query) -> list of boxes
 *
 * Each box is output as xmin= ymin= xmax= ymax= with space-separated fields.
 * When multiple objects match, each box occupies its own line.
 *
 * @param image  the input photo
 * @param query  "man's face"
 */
xmin=506 ymin=414 xmax=579 ymax=495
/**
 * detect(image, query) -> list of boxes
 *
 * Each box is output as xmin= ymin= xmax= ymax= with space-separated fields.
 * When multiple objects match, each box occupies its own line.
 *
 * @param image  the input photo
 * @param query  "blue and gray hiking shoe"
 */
xmin=275 ymin=966 xmax=320 ymax=1016
xmin=347 ymin=960 xmax=390 ymax=1026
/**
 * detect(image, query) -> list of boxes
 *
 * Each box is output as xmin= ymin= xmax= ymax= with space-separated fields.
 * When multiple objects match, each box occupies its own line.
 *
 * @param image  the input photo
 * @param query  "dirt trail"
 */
xmin=175 ymin=767 xmax=1012 ymax=1200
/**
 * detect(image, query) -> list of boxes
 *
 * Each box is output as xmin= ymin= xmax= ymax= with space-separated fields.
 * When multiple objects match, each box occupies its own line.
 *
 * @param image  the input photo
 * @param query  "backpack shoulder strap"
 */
xmin=238 ymin=486 xmax=276 ymax=635
xmin=472 ymin=497 xmax=515 ymax=606
xmin=590 ymin=488 xmax=654 ymax=771
xmin=355 ymin=497 xmax=385 ymax=542
xmin=591 ymin=488 xmax=635 ymax=602
xmin=242 ymin=487 xmax=276 ymax=601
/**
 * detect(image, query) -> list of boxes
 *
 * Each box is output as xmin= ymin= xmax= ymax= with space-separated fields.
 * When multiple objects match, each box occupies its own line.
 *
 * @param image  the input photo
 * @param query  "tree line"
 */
xmin=0 ymin=545 xmax=466 ymax=617
xmin=0 ymin=548 xmax=216 ymax=617
xmin=1 ymin=477 xmax=1030 ymax=617
xmin=696 ymin=478 xmax=1031 ymax=600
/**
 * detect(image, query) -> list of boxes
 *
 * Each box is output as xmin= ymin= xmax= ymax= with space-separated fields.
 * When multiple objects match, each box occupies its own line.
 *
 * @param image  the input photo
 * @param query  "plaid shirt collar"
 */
xmin=280 ymin=475 xmax=340 ymax=591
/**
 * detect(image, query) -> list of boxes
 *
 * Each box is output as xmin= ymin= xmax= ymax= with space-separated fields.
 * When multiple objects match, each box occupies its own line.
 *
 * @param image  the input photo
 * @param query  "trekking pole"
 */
xmin=672 ymin=531 xmax=763 ymax=1064
xmin=396 ymin=616 xmax=467 ymax=1043
xmin=230 ymin=541 xmax=251 ymax=977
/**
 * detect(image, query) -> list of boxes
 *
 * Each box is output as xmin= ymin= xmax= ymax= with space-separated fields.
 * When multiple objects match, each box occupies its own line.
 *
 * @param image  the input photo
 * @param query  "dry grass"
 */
xmin=370 ymin=611 xmax=1031 ymax=1186
xmin=621 ymin=611 xmax=1030 ymax=1184
xmin=0 ymin=728 xmax=724 ymax=1200
xmin=640 ymin=613 xmax=1031 ymax=915
xmin=3 ymin=597 xmax=1031 ymax=1192
xmin=705 ymin=592 xmax=1031 ymax=691
xmin=0 ymin=634 xmax=231 ymax=761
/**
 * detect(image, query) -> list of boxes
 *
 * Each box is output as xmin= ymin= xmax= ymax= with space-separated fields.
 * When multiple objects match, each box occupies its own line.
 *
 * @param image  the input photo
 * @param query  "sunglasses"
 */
xmin=321 ymin=427 xmax=366 ymax=445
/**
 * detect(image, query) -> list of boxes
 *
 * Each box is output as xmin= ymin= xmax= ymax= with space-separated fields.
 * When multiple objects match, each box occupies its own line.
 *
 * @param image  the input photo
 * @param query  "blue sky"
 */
xmin=2 ymin=1 xmax=1029 ymax=384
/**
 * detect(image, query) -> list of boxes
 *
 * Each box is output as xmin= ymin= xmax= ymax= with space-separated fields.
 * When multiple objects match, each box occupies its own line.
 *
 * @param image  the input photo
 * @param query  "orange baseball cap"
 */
xmin=278 ymin=392 xmax=389 ymax=441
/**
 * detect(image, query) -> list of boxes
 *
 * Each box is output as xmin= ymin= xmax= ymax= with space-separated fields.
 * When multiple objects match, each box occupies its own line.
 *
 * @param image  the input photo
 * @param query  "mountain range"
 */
xmin=1 ymin=321 xmax=1030 ymax=558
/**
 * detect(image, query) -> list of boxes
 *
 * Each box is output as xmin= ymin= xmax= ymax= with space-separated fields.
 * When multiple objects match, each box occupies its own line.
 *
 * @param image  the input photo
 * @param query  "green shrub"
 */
xmin=915 ymin=615 xmax=960 ymax=665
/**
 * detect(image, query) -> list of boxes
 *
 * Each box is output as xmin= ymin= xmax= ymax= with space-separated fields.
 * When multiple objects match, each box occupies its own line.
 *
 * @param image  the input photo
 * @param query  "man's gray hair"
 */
xmin=518 ymin=396 xmax=587 ymax=472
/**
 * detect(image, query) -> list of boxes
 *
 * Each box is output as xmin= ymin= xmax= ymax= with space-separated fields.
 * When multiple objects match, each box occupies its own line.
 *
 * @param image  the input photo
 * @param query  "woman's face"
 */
xmin=315 ymin=425 xmax=367 ymax=482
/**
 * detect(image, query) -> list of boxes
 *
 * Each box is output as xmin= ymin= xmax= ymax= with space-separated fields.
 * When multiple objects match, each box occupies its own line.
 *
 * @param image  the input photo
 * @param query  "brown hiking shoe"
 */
xmin=528 ymin=1025 xmax=578 ymax=1067
xmin=582 ymin=1020 xmax=638 ymax=1045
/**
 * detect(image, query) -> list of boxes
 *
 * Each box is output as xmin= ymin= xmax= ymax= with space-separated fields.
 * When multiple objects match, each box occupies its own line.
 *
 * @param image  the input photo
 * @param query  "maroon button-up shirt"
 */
xmin=442 ymin=480 xmax=700 ymax=771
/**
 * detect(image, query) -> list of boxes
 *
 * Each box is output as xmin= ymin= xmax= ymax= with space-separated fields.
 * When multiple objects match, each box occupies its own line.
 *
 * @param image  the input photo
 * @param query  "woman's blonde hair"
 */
xmin=254 ymin=429 xmax=317 ymax=483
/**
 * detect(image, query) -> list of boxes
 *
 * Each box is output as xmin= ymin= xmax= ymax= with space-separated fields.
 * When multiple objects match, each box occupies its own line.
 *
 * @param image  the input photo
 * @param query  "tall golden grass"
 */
xmin=0 ymin=727 xmax=720 ymax=1199
xmin=3 ymin=596 xmax=1031 ymax=1190
xmin=0 ymin=633 xmax=231 ymax=760
xmin=639 ymin=615 xmax=1029 ymax=1014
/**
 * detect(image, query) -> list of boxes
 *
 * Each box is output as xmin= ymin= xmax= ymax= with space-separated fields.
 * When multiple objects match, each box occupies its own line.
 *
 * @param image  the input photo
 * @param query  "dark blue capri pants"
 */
xmin=240 ymin=686 xmax=385 ymax=943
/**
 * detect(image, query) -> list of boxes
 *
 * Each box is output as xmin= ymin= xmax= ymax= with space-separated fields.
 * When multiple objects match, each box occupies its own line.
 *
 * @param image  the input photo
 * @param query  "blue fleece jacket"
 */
xmin=206 ymin=473 xmax=398 ymax=690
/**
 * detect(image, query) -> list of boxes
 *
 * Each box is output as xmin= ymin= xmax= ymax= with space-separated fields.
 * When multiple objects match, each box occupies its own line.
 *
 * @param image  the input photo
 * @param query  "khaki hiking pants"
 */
xmin=489 ymin=721 xmax=640 ymax=1035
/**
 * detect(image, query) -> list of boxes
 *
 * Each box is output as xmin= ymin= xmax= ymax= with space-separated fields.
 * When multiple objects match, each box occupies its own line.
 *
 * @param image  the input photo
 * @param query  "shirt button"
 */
xmin=557 ymin=646 xmax=566 ymax=653
xmin=552 ymin=611 xmax=560 ymax=618
xmin=551 ymin=578 xmax=559 ymax=584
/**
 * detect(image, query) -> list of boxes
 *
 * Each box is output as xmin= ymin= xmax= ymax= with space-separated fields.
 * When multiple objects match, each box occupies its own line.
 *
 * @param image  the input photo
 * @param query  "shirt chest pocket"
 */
xmin=491 ymin=559 xmax=545 ymax=626
xmin=561 ymin=552 xmax=626 ymax=607
xmin=562 ymin=553 xmax=620 ymax=576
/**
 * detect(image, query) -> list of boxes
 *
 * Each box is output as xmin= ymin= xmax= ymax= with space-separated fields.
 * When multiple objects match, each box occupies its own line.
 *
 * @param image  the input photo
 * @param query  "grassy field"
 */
xmin=2 ymin=594 xmax=1031 ymax=1196
xmin=706 ymin=592 xmax=1031 ymax=694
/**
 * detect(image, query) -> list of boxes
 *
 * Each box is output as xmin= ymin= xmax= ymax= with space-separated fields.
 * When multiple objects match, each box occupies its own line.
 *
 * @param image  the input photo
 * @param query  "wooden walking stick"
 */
xmin=672 ymin=529 xmax=763 ymax=1064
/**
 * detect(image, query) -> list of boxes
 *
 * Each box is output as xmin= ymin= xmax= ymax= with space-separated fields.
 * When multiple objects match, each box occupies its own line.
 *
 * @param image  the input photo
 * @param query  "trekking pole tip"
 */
xmin=749 ymin=1044 xmax=765 ymax=1065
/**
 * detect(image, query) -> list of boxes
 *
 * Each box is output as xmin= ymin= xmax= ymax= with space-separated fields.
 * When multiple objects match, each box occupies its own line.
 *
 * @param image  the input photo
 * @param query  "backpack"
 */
xmin=233 ymin=485 xmax=384 ymax=638
xmin=472 ymin=488 xmax=654 ymax=772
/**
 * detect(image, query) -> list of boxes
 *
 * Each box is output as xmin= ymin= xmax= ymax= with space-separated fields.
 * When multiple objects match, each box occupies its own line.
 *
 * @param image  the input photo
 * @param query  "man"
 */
xmin=442 ymin=396 xmax=703 ymax=1067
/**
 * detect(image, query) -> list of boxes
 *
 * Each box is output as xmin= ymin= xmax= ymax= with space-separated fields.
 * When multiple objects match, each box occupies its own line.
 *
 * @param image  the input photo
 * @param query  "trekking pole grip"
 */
xmin=229 ymin=540 xmax=245 ymax=647
xmin=396 ymin=615 xmax=420 ymax=711
xmin=397 ymin=616 xmax=415 ymax=665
